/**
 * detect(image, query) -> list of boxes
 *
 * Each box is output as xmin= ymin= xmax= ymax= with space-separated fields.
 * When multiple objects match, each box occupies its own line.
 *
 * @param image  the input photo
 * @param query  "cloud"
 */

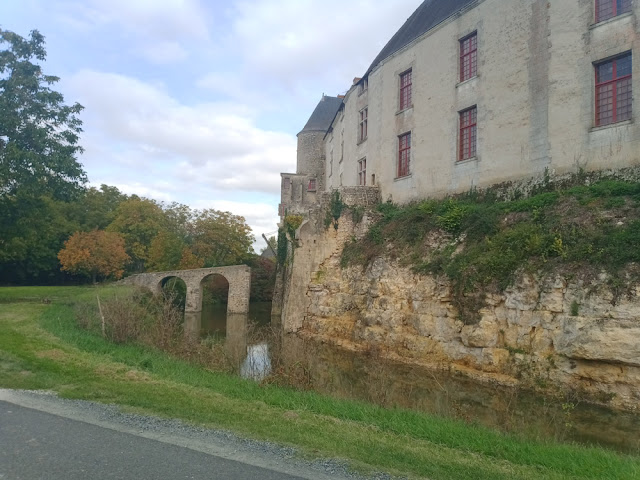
xmin=53 ymin=0 xmax=211 ymax=63
xmin=230 ymin=0 xmax=423 ymax=86
xmin=67 ymin=70 xmax=296 ymax=200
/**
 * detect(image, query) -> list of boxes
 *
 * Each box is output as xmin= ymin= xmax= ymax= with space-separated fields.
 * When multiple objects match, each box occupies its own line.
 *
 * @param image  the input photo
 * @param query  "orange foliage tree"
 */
xmin=58 ymin=230 xmax=130 ymax=283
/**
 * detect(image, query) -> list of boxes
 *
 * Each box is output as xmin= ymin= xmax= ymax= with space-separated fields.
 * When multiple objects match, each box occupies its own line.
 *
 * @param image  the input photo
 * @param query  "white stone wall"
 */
xmin=324 ymin=0 xmax=640 ymax=203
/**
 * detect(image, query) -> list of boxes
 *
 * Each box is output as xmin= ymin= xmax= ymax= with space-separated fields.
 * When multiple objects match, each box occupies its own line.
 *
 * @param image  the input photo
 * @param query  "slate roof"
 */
xmin=365 ymin=0 xmax=476 ymax=76
xmin=299 ymin=95 xmax=344 ymax=134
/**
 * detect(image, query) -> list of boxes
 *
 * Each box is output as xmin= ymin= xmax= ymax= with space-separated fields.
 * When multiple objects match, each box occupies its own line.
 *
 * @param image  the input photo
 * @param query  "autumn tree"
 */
xmin=58 ymin=230 xmax=129 ymax=283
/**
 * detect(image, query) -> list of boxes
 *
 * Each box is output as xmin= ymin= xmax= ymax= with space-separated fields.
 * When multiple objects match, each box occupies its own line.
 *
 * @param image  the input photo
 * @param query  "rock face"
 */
xmin=281 ymin=212 xmax=640 ymax=412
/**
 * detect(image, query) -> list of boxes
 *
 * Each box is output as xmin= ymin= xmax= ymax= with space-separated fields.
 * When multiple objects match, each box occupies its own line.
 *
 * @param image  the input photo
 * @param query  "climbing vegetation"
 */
xmin=342 ymin=179 xmax=640 ymax=324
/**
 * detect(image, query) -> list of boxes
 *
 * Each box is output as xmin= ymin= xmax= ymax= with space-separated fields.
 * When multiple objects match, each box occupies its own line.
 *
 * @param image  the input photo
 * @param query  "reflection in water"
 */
xmin=199 ymin=304 xmax=640 ymax=453
xmin=241 ymin=343 xmax=271 ymax=380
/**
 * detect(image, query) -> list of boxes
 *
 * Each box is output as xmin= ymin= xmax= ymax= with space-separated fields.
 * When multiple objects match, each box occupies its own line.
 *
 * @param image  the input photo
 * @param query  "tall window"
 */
xmin=459 ymin=106 xmax=477 ymax=161
xmin=460 ymin=32 xmax=478 ymax=82
xmin=398 ymin=132 xmax=411 ymax=178
xmin=595 ymin=0 xmax=632 ymax=23
xmin=359 ymin=107 xmax=368 ymax=142
xmin=399 ymin=69 xmax=412 ymax=110
xmin=307 ymin=178 xmax=316 ymax=191
xmin=358 ymin=158 xmax=367 ymax=186
xmin=595 ymin=52 xmax=632 ymax=126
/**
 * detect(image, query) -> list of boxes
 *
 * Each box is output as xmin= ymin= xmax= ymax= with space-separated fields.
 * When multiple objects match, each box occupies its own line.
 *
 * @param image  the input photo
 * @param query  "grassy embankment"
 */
xmin=342 ymin=179 xmax=640 ymax=323
xmin=0 ymin=286 xmax=639 ymax=479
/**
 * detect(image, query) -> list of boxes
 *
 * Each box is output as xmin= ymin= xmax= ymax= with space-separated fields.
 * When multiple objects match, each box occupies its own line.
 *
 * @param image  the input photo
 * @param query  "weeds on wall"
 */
xmin=276 ymin=228 xmax=288 ymax=267
xmin=325 ymin=190 xmax=345 ymax=230
xmin=341 ymin=179 xmax=640 ymax=324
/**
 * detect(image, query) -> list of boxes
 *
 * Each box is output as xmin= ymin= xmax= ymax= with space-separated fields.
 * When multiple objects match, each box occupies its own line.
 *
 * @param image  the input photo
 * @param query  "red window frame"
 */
xmin=359 ymin=107 xmax=368 ymax=142
xmin=460 ymin=32 xmax=477 ymax=82
xmin=358 ymin=158 xmax=366 ymax=186
xmin=399 ymin=69 xmax=412 ymax=110
xmin=595 ymin=0 xmax=632 ymax=23
xmin=397 ymin=132 xmax=411 ymax=178
xmin=459 ymin=106 xmax=477 ymax=161
xmin=307 ymin=178 xmax=316 ymax=191
xmin=595 ymin=52 xmax=632 ymax=126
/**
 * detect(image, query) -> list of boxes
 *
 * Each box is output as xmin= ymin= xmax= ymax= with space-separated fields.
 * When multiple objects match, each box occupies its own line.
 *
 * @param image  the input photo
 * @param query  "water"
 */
xmin=200 ymin=304 xmax=640 ymax=454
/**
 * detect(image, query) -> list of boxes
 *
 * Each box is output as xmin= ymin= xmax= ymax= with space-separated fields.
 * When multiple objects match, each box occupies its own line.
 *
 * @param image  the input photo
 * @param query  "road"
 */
xmin=0 ymin=390 xmax=363 ymax=480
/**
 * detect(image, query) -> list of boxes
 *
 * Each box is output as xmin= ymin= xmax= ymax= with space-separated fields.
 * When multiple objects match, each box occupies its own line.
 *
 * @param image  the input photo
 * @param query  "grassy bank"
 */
xmin=0 ymin=286 xmax=638 ymax=479
xmin=342 ymin=179 xmax=640 ymax=323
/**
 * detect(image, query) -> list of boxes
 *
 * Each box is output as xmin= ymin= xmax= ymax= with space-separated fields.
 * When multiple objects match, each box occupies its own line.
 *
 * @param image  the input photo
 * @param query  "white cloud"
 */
xmin=230 ymin=0 xmax=423 ymax=86
xmin=67 ymin=70 xmax=296 ymax=200
xmin=54 ymin=0 xmax=211 ymax=63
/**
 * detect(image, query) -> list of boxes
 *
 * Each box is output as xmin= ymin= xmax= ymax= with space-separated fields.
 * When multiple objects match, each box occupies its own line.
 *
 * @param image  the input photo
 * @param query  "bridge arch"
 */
xmin=122 ymin=266 xmax=251 ymax=338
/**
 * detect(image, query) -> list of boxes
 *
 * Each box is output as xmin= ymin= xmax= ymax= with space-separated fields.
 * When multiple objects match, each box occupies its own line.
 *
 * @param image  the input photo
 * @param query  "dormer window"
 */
xmin=359 ymin=77 xmax=368 ymax=94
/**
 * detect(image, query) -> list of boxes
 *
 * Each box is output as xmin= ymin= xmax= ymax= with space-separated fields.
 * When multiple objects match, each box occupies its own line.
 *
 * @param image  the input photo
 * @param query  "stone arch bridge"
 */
xmin=121 ymin=266 xmax=251 ymax=338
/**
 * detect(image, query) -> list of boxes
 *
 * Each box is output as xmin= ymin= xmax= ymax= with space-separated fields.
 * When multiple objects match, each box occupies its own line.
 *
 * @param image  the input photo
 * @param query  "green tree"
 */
xmin=190 ymin=209 xmax=255 ymax=267
xmin=107 ymin=197 xmax=167 ymax=273
xmin=146 ymin=230 xmax=185 ymax=271
xmin=0 ymin=28 xmax=85 ymax=199
xmin=0 ymin=28 xmax=86 ymax=283
xmin=73 ymin=185 xmax=128 ymax=231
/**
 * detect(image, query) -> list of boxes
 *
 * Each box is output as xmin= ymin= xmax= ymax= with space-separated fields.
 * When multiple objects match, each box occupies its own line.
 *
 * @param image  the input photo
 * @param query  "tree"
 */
xmin=190 ymin=209 xmax=255 ymax=267
xmin=0 ymin=29 xmax=86 ymax=283
xmin=146 ymin=230 xmax=185 ymax=271
xmin=58 ymin=230 xmax=129 ymax=283
xmin=107 ymin=197 xmax=167 ymax=272
xmin=0 ymin=28 xmax=85 ymax=199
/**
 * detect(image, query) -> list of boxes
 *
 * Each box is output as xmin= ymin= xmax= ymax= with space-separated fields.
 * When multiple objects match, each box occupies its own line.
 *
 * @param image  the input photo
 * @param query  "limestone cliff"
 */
xmin=279 ymin=197 xmax=640 ymax=412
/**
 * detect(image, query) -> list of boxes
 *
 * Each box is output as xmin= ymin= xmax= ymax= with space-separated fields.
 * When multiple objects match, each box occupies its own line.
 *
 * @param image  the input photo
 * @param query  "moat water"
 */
xmin=200 ymin=303 xmax=640 ymax=454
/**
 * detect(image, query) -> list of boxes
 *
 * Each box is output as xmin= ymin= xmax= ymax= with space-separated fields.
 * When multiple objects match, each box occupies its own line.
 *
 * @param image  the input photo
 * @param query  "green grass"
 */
xmin=1 ymin=287 xmax=639 ymax=479
xmin=342 ymin=179 xmax=640 ymax=323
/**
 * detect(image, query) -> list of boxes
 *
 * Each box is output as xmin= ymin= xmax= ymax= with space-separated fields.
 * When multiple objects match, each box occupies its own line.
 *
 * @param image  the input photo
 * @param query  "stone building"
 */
xmin=280 ymin=0 xmax=639 ymax=214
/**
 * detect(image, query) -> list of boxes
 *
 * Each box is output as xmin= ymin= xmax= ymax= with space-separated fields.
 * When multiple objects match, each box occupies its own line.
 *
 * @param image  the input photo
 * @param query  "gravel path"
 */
xmin=0 ymin=389 xmax=404 ymax=480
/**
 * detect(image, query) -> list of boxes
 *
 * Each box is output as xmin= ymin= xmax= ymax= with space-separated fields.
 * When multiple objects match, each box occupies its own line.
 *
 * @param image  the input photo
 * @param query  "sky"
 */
xmin=1 ymin=0 xmax=422 ymax=250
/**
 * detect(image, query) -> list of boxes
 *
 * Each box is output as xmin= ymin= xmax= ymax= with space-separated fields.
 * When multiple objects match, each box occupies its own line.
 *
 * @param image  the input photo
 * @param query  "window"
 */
xmin=459 ymin=106 xmax=477 ymax=161
xmin=358 ymin=158 xmax=367 ymax=186
xmin=595 ymin=52 xmax=632 ymax=126
xmin=359 ymin=77 xmax=368 ymax=94
xmin=460 ymin=32 xmax=478 ymax=82
xmin=307 ymin=178 xmax=316 ymax=191
xmin=595 ymin=0 xmax=632 ymax=23
xmin=359 ymin=107 xmax=368 ymax=142
xmin=397 ymin=132 xmax=411 ymax=178
xmin=399 ymin=69 xmax=412 ymax=110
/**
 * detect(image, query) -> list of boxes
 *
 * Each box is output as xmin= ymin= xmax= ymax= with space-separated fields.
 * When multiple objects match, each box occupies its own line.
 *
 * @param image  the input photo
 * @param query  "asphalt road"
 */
xmin=0 ymin=399 xmax=306 ymax=480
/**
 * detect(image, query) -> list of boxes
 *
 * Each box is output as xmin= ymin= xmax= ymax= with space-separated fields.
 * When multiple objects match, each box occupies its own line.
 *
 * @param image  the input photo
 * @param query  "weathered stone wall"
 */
xmin=278 ymin=202 xmax=640 ymax=412
xmin=122 ymin=266 xmax=251 ymax=315
xmin=276 ymin=186 xmax=381 ymax=331
xmin=324 ymin=0 xmax=640 ymax=203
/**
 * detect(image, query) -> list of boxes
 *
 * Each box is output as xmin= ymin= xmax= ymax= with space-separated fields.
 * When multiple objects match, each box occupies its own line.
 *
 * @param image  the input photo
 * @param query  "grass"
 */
xmin=341 ymin=179 xmax=640 ymax=324
xmin=1 ymin=286 xmax=639 ymax=479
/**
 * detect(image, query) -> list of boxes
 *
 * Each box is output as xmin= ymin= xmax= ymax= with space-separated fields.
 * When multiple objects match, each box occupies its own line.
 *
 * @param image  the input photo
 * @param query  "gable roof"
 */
xmin=299 ymin=95 xmax=343 ymax=135
xmin=365 ymin=0 xmax=476 ymax=76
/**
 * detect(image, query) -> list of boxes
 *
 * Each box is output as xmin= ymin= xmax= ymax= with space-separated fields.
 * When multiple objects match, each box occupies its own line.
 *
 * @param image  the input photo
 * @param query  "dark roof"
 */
xmin=365 ymin=0 xmax=476 ymax=76
xmin=299 ymin=95 xmax=343 ymax=134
